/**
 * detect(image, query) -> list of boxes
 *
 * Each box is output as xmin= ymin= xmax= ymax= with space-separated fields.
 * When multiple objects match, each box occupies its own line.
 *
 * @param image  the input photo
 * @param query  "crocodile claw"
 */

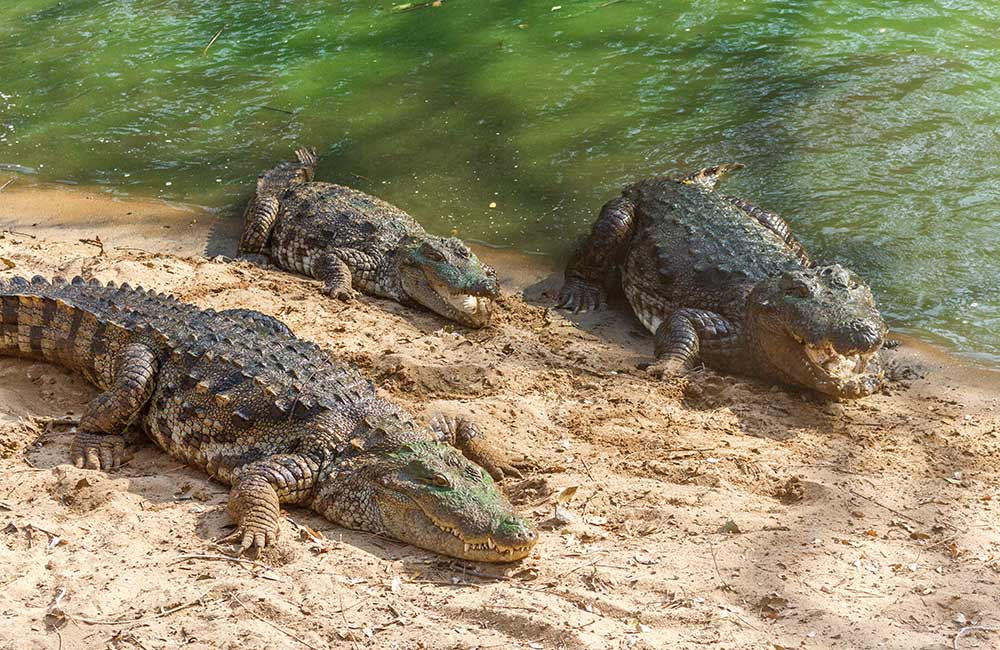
xmin=643 ymin=357 xmax=688 ymax=379
xmin=218 ymin=522 xmax=278 ymax=555
xmin=70 ymin=432 xmax=127 ymax=470
xmin=323 ymin=284 xmax=357 ymax=302
xmin=429 ymin=414 xmax=527 ymax=481
xmin=556 ymin=278 xmax=605 ymax=313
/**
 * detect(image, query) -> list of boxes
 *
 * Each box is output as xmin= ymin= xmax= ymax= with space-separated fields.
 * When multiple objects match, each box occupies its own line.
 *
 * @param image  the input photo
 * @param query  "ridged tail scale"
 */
xmin=0 ymin=275 xmax=164 ymax=387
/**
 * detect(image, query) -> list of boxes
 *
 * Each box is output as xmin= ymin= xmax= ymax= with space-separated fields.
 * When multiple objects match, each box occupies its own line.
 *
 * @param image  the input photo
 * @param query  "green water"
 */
xmin=2 ymin=1 xmax=998 ymax=363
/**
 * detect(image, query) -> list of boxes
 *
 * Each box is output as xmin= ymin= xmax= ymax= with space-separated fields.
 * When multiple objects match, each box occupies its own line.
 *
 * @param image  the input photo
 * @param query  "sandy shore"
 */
xmin=1 ymin=182 xmax=998 ymax=650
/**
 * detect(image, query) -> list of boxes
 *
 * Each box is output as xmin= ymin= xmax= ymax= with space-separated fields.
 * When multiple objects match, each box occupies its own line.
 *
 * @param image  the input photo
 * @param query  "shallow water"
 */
xmin=1 ymin=1 xmax=998 ymax=363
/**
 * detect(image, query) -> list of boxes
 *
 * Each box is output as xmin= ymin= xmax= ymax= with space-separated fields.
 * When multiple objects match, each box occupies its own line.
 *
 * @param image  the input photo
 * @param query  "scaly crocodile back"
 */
xmin=622 ymin=178 xmax=804 ymax=325
xmin=269 ymin=181 xmax=423 ymax=279
xmin=0 ymin=274 xmax=414 ymax=481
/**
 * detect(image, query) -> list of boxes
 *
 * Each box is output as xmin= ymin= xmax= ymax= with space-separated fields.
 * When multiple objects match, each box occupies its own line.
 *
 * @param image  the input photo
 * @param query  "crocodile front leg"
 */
xmin=71 ymin=342 xmax=159 ymax=470
xmin=558 ymin=196 xmax=635 ymax=312
xmin=221 ymin=454 xmax=320 ymax=553
xmin=647 ymin=308 xmax=741 ymax=377
xmin=429 ymin=415 xmax=523 ymax=481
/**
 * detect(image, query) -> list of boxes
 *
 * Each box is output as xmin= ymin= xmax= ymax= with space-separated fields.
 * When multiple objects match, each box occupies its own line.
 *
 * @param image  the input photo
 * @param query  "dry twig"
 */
xmin=229 ymin=593 xmax=322 ymax=650
xmin=170 ymin=553 xmax=281 ymax=580
xmin=953 ymin=625 xmax=1000 ymax=650
xmin=79 ymin=236 xmax=105 ymax=256
xmin=202 ymin=25 xmax=226 ymax=55
xmin=75 ymin=590 xmax=212 ymax=625
xmin=848 ymin=489 xmax=929 ymax=527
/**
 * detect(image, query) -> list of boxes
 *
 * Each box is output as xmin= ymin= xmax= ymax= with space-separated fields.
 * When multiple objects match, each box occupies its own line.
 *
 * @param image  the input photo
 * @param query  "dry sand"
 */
xmin=1 ymin=182 xmax=998 ymax=650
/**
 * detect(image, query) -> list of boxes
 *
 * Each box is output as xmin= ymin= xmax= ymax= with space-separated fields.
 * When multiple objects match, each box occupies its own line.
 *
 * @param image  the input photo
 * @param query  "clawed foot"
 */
xmin=642 ymin=356 xmax=689 ymax=379
xmin=322 ymin=284 xmax=356 ymax=302
xmin=238 ymin=253 xmax=272 ymax=267
xmin=70 ymin=432 xmax=127 ymax=470
xmin=218 ymin=521 xmax=279 ymax=555
xmin=556 ymin=278 xmax=605 ymax=313
xmin=430 ymin=414 xmax=528 ymax=481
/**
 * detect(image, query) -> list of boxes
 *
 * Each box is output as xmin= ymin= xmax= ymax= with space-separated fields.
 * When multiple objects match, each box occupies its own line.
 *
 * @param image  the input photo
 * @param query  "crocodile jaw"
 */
xmin=413 ymin=274 xmax=495 ymax=327
xmin=786 ymin=334 xmax=883 ymax=398
xmin=380 ymin=494 xmax=536 ymax=563
xmin=803 ymin=342 xmax=876 ymax=380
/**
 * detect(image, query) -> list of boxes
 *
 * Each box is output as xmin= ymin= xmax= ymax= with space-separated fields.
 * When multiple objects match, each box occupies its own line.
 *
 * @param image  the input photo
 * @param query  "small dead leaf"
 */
xmin=0 ymin=257 xmax=15 ymax=270
xmin=45 ymin=587 xmax=68 ymax=627
xmin=554 ymin=485 xmax=579 ymax=504
xmin=510 ymin=566 xmax=539 ymax=581
xmin=759 ymin=593 xmax=788 ymax=619
xmin=719 ymin=519 xmax=742 ymax=534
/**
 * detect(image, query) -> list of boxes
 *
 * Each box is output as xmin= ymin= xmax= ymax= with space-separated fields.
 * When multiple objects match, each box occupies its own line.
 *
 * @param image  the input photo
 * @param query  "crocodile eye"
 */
xmin=780 ymin=277 xmax=811 ymax=298
xmin=421 ymin=245 xmax=446 ymax=262
xmin=427 ymin=473 xmax=451 ymax=488
xmin=788 ymin=284 xmax=811 ymax=298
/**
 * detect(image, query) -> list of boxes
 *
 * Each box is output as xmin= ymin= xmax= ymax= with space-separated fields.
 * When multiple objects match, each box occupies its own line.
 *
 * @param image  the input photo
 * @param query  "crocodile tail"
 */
xmin=295 ymin=146 xmax=318 ymax=169
xmin=0 ymin=275 xmax=125 ymax=370
xmin=680 ymin=163 xmax=745 ymax=189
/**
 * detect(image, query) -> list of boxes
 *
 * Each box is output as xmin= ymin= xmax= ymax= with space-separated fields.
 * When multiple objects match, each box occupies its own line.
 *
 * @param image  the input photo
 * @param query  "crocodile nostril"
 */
xmin=840 ymin=321 xmax=882 ymax=352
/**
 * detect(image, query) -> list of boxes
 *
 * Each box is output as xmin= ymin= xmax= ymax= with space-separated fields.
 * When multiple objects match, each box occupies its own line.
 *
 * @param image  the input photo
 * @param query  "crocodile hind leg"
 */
xmin=429 ymin=414 xmax=524 ymax=481
xmin=238 ymin=194 xmax=280 ymax=257
xmin=647 ymin=308 xmax=740 ymax=378
xmin=294 ymin=146 xmax=318 ymax=171
xmin=558 ymin=196 xmax=636 ymax=312
xmin=722 ymin=196 xmax=811 ymax=266
xmin=71 ymin=342 xmax=159 ymax=470
xmin=220 ymin=454 xmax=320 ymax=553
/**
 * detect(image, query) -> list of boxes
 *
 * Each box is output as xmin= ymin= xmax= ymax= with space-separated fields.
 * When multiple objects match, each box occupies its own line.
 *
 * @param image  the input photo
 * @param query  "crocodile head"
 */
xmin=397 ymin=236 xmax=499 ymax=328
xmin=315 ymin=435 xmax=536 ymax=562
xmin=747 ymin=264 xmax=886 ymax=398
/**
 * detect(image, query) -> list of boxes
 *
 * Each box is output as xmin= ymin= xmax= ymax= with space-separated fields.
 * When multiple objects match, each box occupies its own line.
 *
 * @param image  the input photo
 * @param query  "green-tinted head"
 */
xmin=315 ymin=429 xmax=535 ymax=562
xmin=747 ymin=264 xmax=886 ymax=398
xmin=397 ymin=235 xmax=499 ymax=328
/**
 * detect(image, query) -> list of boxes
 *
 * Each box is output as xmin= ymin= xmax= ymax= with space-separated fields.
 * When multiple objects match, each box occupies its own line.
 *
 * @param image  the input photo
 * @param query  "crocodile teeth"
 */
xmin=444 ymin=293 xmax=484 ymax=315
xmin=804 ymin=344 xmax=870 ymax=379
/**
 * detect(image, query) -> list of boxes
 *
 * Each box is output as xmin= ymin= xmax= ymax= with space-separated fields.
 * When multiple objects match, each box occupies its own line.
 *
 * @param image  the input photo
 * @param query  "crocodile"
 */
xmin=238 ymin=148 xmax=499 ymax=328
xmin=557 ymin=165 xmax=887 ymax=399
xmin=0 ymin=275 xmax=536 ymax=561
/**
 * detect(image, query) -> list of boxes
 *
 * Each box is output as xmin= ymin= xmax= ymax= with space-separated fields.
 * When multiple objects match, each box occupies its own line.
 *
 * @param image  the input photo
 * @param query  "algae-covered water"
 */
xmin=1 ymin=1 xmax=998 ymax=363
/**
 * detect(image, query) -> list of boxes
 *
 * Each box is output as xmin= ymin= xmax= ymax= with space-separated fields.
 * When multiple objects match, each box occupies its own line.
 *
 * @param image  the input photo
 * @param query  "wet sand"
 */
xmin=1 ymin=181 xmax=998 ymax=650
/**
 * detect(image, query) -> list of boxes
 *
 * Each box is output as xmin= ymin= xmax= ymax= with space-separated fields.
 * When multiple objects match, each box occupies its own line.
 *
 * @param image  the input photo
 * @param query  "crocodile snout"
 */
xmin=834 ymin=320 xmax=883 ymax=354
